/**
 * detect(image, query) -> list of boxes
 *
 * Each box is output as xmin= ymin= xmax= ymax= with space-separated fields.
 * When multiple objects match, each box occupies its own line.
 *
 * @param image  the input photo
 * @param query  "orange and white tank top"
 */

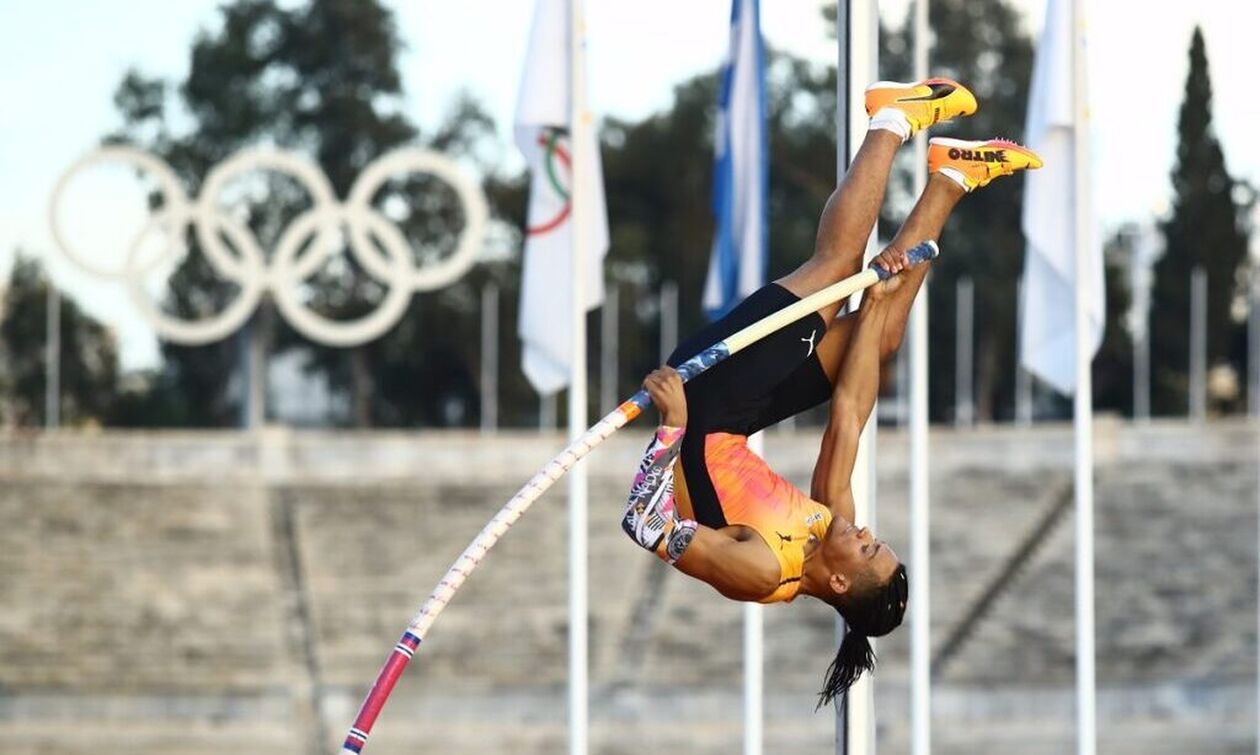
xmin=691 ymin=432 xmax=832 ymax=603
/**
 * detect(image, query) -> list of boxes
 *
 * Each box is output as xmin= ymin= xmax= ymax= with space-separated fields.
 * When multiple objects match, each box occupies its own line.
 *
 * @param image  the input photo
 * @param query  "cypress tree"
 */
xmin=1150 ymin=27 xmax=1249 ymax=415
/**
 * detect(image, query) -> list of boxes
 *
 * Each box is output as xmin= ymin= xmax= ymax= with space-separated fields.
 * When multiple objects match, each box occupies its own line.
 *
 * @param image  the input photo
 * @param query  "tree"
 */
xmin=0 ymin=255 xmax=119 ymax=427
xmin=1150 ymin=27 xmax=1250 ymax=415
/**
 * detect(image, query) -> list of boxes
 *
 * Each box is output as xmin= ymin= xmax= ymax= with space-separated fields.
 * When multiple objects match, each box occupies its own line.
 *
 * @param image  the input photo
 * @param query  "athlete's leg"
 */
xmin=774 ymin=129 xmax=902 ymax=322
xmin=746 ymin=174 xmax=962 ymax=434
xmin=776 ymin=79 xmax=978 ymax=325
xmin=811 ymin=137 xmax=1045 ymax=383
xmin=810 ymin=173 xmax=964 ymax=382
xmin=749 ymin=139 xmax=1044 ymax=432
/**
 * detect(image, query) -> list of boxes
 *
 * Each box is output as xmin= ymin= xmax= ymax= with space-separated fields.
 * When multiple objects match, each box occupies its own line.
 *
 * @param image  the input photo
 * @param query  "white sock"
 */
xmin=869 ymin=107 xmax=912 ymax=143
xmin=936 ymin=166 xmax=971 ymax=192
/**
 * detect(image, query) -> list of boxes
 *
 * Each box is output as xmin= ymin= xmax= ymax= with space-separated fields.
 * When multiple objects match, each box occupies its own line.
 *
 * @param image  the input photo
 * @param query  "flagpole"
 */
xmin=568 ymin=0 xmax=590 ymax=752
xmin=746 ymin=431 xmax=765 ymax=755
xmin=909 ymin=1 xmax=932 ymax=752
xmin=1071 ymin=0 xmax=1097 ymax=752
xmin=45 ymin=282 xmax=60 ymax=429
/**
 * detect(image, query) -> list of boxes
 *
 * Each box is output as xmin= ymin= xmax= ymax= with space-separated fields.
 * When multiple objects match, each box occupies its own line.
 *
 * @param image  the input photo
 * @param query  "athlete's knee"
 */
xmin=808 ymin=247 xmax=863 ymax=279
xmin=879 ymin=323 xmax=907 ymax=361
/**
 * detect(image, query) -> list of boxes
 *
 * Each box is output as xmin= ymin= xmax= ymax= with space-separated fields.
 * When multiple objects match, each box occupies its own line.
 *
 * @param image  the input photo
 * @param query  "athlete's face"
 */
xmin=823 ymin=521 xmax=900 ymax=596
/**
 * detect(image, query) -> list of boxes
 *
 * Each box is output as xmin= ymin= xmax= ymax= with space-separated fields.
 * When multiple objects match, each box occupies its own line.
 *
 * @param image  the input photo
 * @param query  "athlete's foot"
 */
xmin=927 ymin=137 xmax=1044 ymax=192
xmin=865 ymin=78 xmax=978 ymax=141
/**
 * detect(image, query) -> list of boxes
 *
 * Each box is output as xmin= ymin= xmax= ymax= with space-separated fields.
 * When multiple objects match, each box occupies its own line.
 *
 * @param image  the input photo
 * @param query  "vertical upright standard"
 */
xmin=567 ymin=2 xmax=591 ymax=751
xmin=1189 ymin=267 xmax=1207 ymax=421
xmin=834 ymin=1 xmax=880 ymax=753
xmin=1015 ymin=277 xmax=1033 ymax=425
xmin=1071 ymin=0 xmax=1097 ymax=750
xmin=908 ymin=3 xmax=932 ymax=753
xmin=601 ymin=284 xmax=619 ymax=414
xmin=1249 ymin=279 xmax=1260 ymax=420
xmin=954 ymin=277 xmax=974 ymax=426
xmin=44 ymin=284 xmax=60 ymax=429
xmin=660 ymin=281 xmax=679 ymax=365
xmin=481 ymin=282 xmax=500 ymax=434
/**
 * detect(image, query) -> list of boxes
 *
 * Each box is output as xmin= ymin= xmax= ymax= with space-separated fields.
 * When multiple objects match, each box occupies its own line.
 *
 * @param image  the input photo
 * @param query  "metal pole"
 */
xmin=481 ymin=282 xmax=499 ymax=434
xmin=1135 ymin=305 xmax=1151 ymax=423
xmin=601 ymin=283 xmax=618 ymax=414
xmin=44 ymin=283 xmax=60 ymax=429
xmin=834 ymin=3 xmax=851 ymax=750
xmin=568 ymin=1 xmax=591 ymax=750
xmin=541 ymin=393 xmax=557 ymax=431
xmin=1071 ymin=1 xmax=1097 ymax=751
xmin=746 ymin=430 xmax=766 ymax=755
xmin=250 ymin=313 xmax=266 ymax=428
xmin=836 ymin=1 xmax=879 ymax=753
xmin=238 ymin=312 xmax=266 ymax=429
xmin=895 ymin=345 xmax=910 ymax=427
xmin=909 ymin=1 xmax=931 ymax=752
xmin=955 ymin=277 xmax=974 ymax=426
xmin=1131 ymin=226 xmax=1154 ymax=423
xmin=1190 ymin=266 xmax=1207 ymax=421
xmin=659 ymin=281 xmax=679 ymax=364
xmin=1016 ymin=277 xmax=1033 ymax=426
xmin=1250 ymin=278 xmax=1260 ymax=420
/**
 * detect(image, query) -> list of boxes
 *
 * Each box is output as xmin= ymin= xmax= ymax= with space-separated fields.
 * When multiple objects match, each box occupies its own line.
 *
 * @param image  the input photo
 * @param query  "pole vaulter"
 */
xmin=340 ymin=73 xmax=1044 ymax=753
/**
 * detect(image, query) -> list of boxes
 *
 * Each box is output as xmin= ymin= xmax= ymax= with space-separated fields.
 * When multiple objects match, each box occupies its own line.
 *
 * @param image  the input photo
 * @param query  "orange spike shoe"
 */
xmin=927 ymin=137 xmax=1044 ymax=191
xmin=865 ymin=78 xmax=978 ymax=138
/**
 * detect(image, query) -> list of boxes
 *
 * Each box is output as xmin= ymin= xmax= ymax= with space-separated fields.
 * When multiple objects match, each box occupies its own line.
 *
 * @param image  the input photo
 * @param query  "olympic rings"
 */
xmin=48 ymin=145 xmax=489 ymax=346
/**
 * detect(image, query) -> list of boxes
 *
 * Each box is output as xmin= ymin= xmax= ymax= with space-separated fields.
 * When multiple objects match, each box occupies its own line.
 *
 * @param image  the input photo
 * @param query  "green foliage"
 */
xmin=1150 ymin=27 xmax=1250 ymax=415
xmin=0 ymin=255 xmax=119 ymax=427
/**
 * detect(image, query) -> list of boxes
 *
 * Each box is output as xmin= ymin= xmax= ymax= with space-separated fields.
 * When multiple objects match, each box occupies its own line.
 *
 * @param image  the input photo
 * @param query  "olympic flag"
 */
xmin=703 ymin=0 xmax=767 ymax=320
xmin=515 ymin=0 xmax=609 ymax=395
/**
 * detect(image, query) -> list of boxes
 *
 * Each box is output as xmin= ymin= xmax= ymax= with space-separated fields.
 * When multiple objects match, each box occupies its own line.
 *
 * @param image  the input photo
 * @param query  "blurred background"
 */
xmin=0 ymin=0 xmax=1258 ymax=752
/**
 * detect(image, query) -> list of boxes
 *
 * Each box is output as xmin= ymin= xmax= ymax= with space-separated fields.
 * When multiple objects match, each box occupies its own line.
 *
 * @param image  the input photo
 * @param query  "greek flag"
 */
xmin=702 ymin=0 xmax=767 ymax=320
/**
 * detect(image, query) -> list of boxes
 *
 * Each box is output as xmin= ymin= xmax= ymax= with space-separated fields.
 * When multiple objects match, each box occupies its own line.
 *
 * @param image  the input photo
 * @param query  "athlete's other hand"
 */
xmin=868 ymin=247 xmax=908 ymax=301
xmin=873 ymin=246 xmax=911 ymax=276
xmin=644 ymin=366 xmax=687 ymax=428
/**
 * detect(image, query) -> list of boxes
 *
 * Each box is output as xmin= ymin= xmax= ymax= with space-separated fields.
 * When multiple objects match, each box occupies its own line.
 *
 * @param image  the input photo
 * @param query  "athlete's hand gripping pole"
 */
xmin=337 ymin=240 xmax=939 ymax=753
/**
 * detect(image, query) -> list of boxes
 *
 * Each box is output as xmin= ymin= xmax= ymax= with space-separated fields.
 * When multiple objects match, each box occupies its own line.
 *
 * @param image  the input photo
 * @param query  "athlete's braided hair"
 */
xmin=816 ymin=563 xmax=909 ymax=709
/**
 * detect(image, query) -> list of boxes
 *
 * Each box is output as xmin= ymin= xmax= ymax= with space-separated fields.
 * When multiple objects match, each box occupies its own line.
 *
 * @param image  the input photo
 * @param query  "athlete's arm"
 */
xmin=643 ymin=366 xmax=686 ymax=427
xmin=811 ymin=278 xmax=899 ymax=520
xmin=671 ymin=525 xmax=781 ymax=602
xmin=621 ymin=367 xmax=689 ymax=553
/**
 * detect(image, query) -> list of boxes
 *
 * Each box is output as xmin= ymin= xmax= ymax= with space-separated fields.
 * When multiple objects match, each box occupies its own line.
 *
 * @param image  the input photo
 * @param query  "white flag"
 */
xmin=514 ymin=0 xmax=609 ymax=395
xmin=1020 ymin=0 xmax=1103 ymax=395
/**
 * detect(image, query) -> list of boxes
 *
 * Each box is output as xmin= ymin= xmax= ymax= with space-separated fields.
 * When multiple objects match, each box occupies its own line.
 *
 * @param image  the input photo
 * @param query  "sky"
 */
xmin=0 ymin=0 xmax=1257 ymax=370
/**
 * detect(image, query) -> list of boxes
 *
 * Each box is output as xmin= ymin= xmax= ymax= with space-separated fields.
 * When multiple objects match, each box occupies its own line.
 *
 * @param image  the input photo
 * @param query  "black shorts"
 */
xmin=666 ymin=283 xmax=832 ymax=528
